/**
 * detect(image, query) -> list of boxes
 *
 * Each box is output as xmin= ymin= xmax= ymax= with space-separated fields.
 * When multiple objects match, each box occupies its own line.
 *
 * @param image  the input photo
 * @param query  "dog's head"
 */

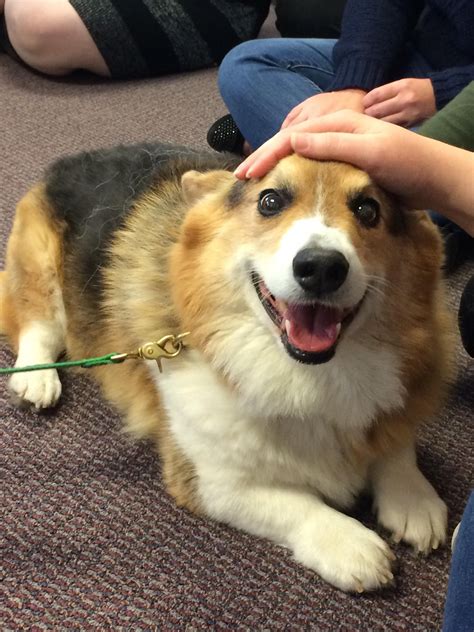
xmin=171 ymin=155 xmax=443 ymax=416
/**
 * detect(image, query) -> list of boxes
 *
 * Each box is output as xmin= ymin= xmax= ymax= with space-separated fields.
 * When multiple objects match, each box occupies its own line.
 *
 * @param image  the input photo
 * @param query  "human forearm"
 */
xmin=423 ymin=142 xmax=474 ymax=236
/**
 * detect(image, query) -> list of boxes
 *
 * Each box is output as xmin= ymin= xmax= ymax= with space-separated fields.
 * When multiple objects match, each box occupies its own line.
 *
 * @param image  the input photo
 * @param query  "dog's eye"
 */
xmin=258 ymin=189 xmax=285 ymax=217
xmin=350 ymin=196 xmax=380 ymax=228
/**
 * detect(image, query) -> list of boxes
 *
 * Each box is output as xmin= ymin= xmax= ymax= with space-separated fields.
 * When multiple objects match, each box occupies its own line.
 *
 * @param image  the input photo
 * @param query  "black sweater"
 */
xmin=329 ymin=0 xmax=474 ymax=108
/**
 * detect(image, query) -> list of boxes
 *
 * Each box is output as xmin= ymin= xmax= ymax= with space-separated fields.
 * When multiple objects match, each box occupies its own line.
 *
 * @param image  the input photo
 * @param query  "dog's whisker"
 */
xmin=366 ymin=284 xmax=386 ymax=299
xmin=363 ymin=274 xmax=396 ymax=292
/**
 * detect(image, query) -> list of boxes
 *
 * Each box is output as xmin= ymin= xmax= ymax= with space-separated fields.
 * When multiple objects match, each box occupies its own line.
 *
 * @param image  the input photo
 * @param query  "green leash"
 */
xmin=0 ymin=332 xmax=190 ymax=376
xmin=0 ymin=353 xmax=124 ymax=375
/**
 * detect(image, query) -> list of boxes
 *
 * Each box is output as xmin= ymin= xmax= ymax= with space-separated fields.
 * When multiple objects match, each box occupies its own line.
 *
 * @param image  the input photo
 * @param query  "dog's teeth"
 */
xmin=336 ymin=322 xmax=342 ymax=336
xmin=285 ymin=319 xmax=291 ymax=337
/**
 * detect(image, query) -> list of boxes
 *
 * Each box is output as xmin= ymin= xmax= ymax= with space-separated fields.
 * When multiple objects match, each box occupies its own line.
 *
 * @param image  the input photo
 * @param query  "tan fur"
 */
xmin=62 ymin=180 xmax=202 ymax=512
xmin=0 ymin=271 xmax=10 ymax=337
xmin=1 ymin=178 xmax=200 ymax=511
xmin=94 ymin=358 xmax=200 ymax=511
xmin=1 ymin=185 xmax=65 ymax=348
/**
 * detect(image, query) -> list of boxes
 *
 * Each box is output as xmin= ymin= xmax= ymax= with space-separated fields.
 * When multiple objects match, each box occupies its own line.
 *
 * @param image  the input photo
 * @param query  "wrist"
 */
xmin=422 ymin=140 xmax=474 ymax=235
xmin=335 ymin=88 xmax=368 ymax=96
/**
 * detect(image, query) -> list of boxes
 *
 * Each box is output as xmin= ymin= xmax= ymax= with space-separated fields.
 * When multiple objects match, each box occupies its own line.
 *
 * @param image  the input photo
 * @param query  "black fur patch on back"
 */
xmin=45 ymin=143 xmax=240 ymax=302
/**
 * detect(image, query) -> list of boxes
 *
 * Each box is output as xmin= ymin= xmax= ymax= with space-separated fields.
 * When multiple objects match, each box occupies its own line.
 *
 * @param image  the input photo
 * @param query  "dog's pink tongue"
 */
xmin=285 ymin=304 xmax=341 ymax=352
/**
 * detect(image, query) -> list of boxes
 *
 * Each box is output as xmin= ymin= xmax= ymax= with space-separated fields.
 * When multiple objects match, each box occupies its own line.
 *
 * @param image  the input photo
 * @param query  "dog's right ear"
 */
xmin=181 ymin=170 xmax=235 ymax=205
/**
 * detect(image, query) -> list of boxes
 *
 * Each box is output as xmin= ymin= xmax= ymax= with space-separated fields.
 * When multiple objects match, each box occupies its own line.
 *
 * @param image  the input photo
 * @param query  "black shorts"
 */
xmin=69 ymin=0 xmax=270 ymax=78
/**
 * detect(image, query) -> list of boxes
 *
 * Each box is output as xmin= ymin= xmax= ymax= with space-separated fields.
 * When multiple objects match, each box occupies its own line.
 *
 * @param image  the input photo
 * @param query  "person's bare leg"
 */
xmin=4 ymin=0 xmax=110 ymax=76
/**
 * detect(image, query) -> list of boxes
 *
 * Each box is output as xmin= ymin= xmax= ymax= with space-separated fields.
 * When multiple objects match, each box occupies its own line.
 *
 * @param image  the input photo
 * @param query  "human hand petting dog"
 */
xmin=235 ymin=110 xmax=474 ymax=237
xmin=281 ymin=80 xmax=435 ymax=131
xmin=281 ymin=88 xmax=366 ymax=129
xmin=363 ymin=78 xmax=437 ymax=126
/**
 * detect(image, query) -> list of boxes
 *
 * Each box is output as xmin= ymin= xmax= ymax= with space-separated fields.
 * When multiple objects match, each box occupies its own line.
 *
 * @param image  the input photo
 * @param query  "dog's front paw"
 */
xmin=9 ymin=369 xmax=62 ymax=410
xmin=292 ymin=514 xmax=395 ymax=593
xmin=375 ymin=476 xmax=447 ymax=554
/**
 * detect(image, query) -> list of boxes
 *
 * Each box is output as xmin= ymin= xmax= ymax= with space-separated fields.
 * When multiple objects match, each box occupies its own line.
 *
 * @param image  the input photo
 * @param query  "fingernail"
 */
xmin=246 ymin=168 xmax=254 ymax=179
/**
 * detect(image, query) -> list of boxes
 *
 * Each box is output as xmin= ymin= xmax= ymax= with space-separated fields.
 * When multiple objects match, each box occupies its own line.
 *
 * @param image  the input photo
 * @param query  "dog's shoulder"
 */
xmin=42 ymin=143 xmax=240 ymax=303
xmin=44 ymin=143 xmax=238 ymax=231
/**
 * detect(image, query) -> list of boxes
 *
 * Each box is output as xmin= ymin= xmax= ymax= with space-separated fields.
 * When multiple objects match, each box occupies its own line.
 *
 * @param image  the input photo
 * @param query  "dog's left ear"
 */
xmin=181 ymin=170 xmax=235 ymax=205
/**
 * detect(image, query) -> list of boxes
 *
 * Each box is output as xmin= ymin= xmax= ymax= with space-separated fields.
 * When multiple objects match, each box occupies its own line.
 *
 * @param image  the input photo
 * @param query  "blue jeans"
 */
xmin=218 ymin=38 xmax=339 ymax=148
xmin=443 ymin=492 xmax=474 ymax=632
xmin=218 ymin=38 xmax=433 ymax=149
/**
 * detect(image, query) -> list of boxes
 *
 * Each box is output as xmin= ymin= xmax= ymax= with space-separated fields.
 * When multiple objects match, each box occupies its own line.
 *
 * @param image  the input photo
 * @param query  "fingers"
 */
xmin=236 ymin=129 xmax=372 ymax=182
xmin=363 ymin=79 xmax=427 ymax=126
xmin=283 ymin=90 xmax=367 ymax=131
xmin=284 ymin=111 xmax=308 ymax=129
xmin=364 ymin=96 xmax=401 ymax=119
xmin=290 ymin=131 xmax=371 ymax=171
xmin=235 ymin=111 xmax=373 ymax=179
xmin=380 ymin=113 xmax=410 ymax=125
xmin=281 ymin=103 xmax=304 ymax=129
xmin=234 ymin=133 xmax=294 ymax=179
xmin=288 ymin=109 xmax=368 ymax=134
xmin=363 ymin=80 xmax=404 ymax=108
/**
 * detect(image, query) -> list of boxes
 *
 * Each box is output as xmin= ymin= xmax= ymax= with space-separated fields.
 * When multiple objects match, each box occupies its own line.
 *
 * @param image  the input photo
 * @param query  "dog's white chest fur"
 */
xmin=152 ymin=337 xmax=405 ymax=509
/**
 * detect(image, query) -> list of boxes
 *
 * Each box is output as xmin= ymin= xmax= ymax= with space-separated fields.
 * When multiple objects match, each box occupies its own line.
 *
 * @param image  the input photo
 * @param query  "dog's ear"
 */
xmin=181 ymin=170 xmax=234 ymax=205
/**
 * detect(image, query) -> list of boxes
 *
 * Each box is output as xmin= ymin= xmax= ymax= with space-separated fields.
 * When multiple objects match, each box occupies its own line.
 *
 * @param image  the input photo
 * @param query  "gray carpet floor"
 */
xmin=1 ymin=28 xmax=473 ymax=630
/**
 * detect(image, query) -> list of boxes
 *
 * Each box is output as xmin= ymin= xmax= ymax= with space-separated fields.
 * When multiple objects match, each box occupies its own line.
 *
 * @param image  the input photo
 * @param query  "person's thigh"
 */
xmin=218 ymin=38 xmax=337 ymax=147
xmin=5 ymin=0 xmax=109 ymax=75
xmin=225 ymin=37 xmax=337 ymax=85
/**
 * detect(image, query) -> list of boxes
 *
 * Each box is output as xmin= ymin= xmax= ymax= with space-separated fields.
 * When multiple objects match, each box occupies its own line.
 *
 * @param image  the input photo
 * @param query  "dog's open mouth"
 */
xmin=252 ymin=272 xmax=363 ymax=364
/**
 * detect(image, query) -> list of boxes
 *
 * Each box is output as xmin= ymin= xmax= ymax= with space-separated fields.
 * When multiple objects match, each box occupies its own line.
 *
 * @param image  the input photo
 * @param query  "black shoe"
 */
xmin=442 ymin=228 xmax=474 ymax=275
xmin=459 ymin=273 xmax=474 ymax=357
xmin=207 ymin=114 xmax=245 ymax=155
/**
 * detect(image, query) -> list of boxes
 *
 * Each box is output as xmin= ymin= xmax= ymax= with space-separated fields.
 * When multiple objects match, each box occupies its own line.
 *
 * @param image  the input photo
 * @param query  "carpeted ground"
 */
xmin=1 ymin=22 xmax=473 ymax=630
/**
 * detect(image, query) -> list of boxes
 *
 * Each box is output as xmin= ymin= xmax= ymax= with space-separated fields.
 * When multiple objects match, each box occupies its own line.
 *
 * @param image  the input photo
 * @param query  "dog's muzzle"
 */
xmin=251 ymin=260 xmax=364 ymax=365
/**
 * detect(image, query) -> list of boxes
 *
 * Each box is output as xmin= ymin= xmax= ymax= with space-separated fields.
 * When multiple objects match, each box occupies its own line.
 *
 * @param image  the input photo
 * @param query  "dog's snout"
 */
xmin=292 ymin=248 xmax=349 ymax=296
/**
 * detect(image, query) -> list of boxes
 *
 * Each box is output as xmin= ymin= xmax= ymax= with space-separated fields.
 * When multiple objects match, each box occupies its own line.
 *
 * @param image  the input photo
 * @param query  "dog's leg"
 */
xmin=371 ymin=441 xmax=447 ymax=553
xmin=10 ymin=320 xmax=64 ymax=409
xmin=3 ymin=185 xmax=66 ymax=409
xmin=198 ymin=473 xmax=394 ymax=592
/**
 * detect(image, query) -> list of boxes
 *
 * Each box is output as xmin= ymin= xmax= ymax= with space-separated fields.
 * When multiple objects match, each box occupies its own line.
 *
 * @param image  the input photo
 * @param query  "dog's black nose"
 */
xmin=293 ymin=247 xmax=349 ymax=296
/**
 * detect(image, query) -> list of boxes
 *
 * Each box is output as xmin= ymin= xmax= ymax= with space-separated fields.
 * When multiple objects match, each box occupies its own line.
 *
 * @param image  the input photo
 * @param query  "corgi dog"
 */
xmin=0 ymin=144 xmax=452 ymax=592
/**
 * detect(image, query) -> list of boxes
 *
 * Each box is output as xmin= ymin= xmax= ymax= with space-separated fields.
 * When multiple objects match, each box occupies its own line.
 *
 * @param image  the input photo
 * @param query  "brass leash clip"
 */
xmin=136 ymin=332 xmax=190 ymax=372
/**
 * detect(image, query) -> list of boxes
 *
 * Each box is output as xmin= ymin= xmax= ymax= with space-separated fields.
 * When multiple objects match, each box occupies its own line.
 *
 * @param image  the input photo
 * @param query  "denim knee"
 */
xmin=218 ymin=39 xmax=267 ymax=110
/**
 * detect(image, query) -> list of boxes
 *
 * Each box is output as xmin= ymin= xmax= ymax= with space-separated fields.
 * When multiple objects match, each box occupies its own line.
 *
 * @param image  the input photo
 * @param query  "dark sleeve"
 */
xmin=428 ymin=65 xmax=474 ymax=110
xmin=418 ymin=82 xmax=474 ymax=151
xmin=274 ymin=0 xmax=346 ymax=38
xmin=329 ymin=0 xmax=424 ymax=92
